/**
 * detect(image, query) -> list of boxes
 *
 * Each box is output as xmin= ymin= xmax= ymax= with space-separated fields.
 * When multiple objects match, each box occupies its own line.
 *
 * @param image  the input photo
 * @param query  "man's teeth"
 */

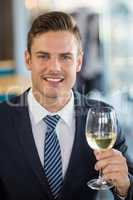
xmin=45 ymin=78 xmax=63 ymax=82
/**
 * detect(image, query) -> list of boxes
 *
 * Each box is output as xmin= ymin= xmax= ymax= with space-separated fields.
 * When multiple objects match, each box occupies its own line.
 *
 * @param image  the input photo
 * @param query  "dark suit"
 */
xmin=0 ymin=90 xmax=133 ymax=200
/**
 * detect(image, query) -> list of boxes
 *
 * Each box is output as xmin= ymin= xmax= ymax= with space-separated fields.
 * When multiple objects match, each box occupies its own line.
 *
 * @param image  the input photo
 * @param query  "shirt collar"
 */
xmin=27 ymin=89 xmax=75 ymax=127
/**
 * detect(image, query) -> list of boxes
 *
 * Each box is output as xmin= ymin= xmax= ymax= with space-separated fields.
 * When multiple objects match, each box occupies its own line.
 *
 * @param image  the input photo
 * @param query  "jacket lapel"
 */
xmin=60 ymin=91 xmax=97 ymax=199
xmin=11 ymin=91 xmax=53 ymax=200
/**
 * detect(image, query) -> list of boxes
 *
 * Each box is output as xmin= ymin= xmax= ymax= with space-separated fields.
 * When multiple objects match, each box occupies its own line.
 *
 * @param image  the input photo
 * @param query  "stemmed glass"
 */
xmin=85 ymin=106 xmax=117 ymax=190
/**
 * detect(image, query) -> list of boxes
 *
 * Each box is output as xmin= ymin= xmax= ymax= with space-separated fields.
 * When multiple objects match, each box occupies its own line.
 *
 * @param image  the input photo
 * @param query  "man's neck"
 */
xmin=33 ymin=91 xmax=71 ymax=113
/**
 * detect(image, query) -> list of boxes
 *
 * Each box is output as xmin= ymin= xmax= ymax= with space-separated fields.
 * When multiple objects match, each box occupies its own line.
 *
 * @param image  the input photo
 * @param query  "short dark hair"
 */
xmin=27 ymin=11 xmax=82 ymax=53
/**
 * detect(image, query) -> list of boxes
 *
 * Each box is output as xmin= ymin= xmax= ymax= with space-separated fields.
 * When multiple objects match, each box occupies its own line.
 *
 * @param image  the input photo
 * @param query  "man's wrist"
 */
xmin=116 ymin=193 xmax=126 ymax=200
xmin=114 ymin=187 xmax=128 ymax=200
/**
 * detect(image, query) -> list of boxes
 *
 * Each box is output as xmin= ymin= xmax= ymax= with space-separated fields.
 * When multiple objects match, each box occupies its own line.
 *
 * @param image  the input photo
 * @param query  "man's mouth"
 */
xmin=41 ymin=75 xmax=64 ymax=83
xmin=45 ymin=78 xmax=64 ymax=82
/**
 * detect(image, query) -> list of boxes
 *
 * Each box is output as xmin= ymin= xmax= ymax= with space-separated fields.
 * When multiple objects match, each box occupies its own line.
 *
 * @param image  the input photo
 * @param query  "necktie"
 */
xmin=43 ymin=115 xmax=63 ymax=199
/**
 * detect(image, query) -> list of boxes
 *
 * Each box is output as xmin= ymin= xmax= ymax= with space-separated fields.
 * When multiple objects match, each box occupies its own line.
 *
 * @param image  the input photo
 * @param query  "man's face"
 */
xmin=25 ymin=31 xmax=82 ymax=101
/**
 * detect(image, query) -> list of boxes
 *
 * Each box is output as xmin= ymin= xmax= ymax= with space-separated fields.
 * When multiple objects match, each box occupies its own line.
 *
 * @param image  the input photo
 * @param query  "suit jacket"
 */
xmin=0 ymin=90 xmax=133 ymax=200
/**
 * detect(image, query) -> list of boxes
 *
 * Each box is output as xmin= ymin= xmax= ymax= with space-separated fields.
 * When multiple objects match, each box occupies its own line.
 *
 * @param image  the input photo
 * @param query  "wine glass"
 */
xmin=85 ymin=106 xmax=117 ymax=190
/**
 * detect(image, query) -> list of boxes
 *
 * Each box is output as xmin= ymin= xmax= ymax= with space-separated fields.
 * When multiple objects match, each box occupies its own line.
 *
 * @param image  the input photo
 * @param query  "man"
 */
xmin=0 ymin=11 xmax=133 ymax=200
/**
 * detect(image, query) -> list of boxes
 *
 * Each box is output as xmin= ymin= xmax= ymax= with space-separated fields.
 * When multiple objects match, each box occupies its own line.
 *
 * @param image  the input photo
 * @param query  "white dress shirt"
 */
xmin=27 ymin=89 xmax=75 ymax=178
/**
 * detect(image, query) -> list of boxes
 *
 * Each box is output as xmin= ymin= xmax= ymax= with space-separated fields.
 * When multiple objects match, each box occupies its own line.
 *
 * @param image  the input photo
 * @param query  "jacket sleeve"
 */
xmin=113 ymin=123 xmax=133 ymax=200
xmin=0 ymin=179 xmax=8 ymax=200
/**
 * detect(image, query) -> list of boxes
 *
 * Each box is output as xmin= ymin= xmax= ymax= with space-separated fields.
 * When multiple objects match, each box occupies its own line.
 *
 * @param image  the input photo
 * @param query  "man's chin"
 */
xmin=45 ymin=94 xmax=59 ymax=99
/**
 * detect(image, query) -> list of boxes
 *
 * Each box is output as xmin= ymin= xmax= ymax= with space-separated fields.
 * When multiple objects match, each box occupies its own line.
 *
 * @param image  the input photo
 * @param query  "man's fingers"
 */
xmin=95 ymin=157 xmax=123 ymax=170
xmin=94 ymin=149 xmax=123 ymax=160
xmin=94 ymin=149 xmax=127 ymax=171
xmin=102 ymin=163 xmax=128 ymax=175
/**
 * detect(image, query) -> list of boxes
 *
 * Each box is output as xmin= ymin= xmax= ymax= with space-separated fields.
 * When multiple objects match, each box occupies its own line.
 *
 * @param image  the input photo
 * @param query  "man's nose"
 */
xmin=49 ymin=57 xmax=61 ymax=72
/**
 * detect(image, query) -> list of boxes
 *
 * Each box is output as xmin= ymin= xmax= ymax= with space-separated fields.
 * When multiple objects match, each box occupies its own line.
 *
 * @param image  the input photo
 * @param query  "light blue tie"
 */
xmin=43 ymin=115 xmax=63 ymax=199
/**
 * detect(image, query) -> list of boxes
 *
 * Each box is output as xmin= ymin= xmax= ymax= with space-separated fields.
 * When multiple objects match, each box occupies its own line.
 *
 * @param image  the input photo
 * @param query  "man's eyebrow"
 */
xmin=59 ymin=52 xmax=73 ymax=56
xmin=35 ymin=51 xmax=49 ymax=54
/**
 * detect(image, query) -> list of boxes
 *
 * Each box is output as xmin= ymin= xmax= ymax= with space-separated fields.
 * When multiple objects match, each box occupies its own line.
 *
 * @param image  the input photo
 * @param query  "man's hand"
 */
xmin=94 ymin=149 xmax=130 ymax=197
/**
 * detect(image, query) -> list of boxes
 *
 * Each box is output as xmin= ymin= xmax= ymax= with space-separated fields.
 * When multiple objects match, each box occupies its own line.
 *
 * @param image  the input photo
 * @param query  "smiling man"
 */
xmin=25 ymin=30 xmax=82 ymax=112
xmin=0 ymin=11 xmax=133 ymax=200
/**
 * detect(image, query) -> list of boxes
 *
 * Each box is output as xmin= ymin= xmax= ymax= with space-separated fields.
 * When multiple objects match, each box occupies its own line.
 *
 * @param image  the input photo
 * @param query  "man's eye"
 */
xmin=38 ymin=54 xmax=49 ymax=59
xmin=61 ymin=55 xmax=72 ymax=61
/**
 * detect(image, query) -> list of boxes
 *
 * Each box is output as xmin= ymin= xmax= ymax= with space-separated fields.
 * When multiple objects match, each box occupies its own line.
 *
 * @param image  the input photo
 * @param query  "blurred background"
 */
xmin=0 ymin=0 xmax=133 ymax=199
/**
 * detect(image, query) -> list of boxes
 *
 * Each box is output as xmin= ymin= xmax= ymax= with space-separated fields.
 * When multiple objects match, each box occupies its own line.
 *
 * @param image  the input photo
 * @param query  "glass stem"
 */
xmin=98 ymin=169 xmax=104 ymax=182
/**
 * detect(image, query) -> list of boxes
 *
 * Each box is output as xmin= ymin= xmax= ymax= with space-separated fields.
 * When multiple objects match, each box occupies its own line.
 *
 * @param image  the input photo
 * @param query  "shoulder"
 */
xmin=73 ymin=90 xmax=112 ymax=109
xmin=0 ymin=90 xmax=29 ymax=116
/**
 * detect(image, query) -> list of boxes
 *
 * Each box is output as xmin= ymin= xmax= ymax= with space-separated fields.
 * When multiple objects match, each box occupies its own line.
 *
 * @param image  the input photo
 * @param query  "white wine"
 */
xmin=86 ymin=132 xmax=117 ymax=151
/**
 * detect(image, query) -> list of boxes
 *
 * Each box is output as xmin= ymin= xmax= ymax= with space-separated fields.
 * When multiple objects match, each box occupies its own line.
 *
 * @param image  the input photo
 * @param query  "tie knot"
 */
xmin=43 ymin=115 xmax=60 ymax=131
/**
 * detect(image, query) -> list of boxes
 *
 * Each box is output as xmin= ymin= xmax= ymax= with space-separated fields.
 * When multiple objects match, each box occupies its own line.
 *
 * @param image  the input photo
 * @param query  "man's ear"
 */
xmin=25 ymin=50 xmax=32 ymax=71
xmin=76 ymin=49 xmax=83 ymax=72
